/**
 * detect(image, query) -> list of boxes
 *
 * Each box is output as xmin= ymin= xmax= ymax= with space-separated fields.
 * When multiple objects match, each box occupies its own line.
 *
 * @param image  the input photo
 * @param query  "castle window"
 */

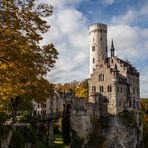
xmin=92 ymin=46 xmax=95 ymax=51
xmin=106 ymin=46 xmax=107 ymax=52
xmin=100 ymin=85 xmax=103 ymax=92
xmin=100 ymin=86 xmax=102 ymax=92
xmin=93 ymin=58 xmax=95 ymax=63
xmin=100 ymin=74 xmax=102 ymax=81
xmin=100 ymin=37 xmax=102 ymax=41
xmin=133 ymin=99 xmax=136 ymax=108
xmin=124 ymin=101 xmax=125 ymax=107
xmin=110 ymin=85 xmax=112 ymax=92
xmin=92 ymin=86 xmax=96 ymax=92
xmin=129 ymin=99 xmax=132 ymax=107
xmin=94 ymin=86 xmax=96 ymax=92
xmin=102 ymin=86 xmax=104 ymax=92
xmin=107 ymin=85 xmax=110 ymax=92
xmin=93 ymin=38 xmax=94 ymax=41
xmin=107 ymin=85 xmax=112 ymax=92
xmin=120 ymin=87 xmax=122 ymax=93
xmin=133 ymin=87 xmax=135 ymax=94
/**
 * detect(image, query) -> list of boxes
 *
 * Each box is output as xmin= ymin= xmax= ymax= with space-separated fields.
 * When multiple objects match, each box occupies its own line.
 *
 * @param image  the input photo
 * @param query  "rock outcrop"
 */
xmin=70 ymin=109 xmax=143 ymax=148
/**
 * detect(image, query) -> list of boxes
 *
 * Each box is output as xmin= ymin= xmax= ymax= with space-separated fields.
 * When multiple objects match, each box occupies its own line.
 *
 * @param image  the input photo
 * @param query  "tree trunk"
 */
xmin=10 ymin=97 xmax=20 ymax=123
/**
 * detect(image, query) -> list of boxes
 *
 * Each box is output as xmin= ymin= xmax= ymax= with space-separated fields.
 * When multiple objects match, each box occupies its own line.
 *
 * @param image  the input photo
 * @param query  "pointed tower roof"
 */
xmin=111 ymin=38 xmax=115 ymax=51
xmin=111 ymin=38 xmax=115 ymax=57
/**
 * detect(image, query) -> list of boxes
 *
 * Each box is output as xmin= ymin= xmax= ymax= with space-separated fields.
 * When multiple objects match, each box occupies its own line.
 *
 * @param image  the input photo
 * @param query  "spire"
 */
xmin=111 ymin=39 xmax=114 ymax=49
xmin=111 ymin=38 xmax=115 ymax=57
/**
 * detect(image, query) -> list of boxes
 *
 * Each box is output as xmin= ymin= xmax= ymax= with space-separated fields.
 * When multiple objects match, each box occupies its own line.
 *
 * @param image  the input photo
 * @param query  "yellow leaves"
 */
xmin=0 ymin=0 xmax=58 ymax=111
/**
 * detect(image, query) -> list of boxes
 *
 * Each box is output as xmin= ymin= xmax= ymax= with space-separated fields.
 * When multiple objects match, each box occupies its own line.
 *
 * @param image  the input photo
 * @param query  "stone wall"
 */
xmin=71 ymin=99 xmax=100 ymax=139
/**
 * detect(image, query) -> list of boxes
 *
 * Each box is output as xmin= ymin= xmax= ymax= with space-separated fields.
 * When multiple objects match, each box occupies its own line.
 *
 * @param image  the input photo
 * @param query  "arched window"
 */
xmin=92 ymin=46 xmax=95 ymax=51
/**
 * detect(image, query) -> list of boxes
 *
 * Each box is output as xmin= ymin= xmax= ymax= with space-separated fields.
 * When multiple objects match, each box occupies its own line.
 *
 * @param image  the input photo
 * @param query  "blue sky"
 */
xmin=40 ymin=0 xmax=148 ymax=98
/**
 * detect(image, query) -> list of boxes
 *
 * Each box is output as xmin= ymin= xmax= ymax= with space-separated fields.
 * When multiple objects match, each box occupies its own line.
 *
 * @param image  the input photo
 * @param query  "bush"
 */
xmin=0 ymin=112 xmax=8 ymax=124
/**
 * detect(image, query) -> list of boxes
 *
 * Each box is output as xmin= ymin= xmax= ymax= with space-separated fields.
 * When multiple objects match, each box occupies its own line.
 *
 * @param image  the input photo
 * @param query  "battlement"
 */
xmin=89 ymin=23 xmax=107 ymax=35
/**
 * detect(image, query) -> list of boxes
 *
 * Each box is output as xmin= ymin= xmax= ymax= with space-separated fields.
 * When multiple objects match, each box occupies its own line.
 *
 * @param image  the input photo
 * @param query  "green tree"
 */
xmin=0 ymin=0 xmax=58 ymax=122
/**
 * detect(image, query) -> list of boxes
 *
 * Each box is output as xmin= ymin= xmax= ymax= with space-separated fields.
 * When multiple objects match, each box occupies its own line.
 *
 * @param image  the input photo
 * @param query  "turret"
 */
xmin=89 ymin=23 xmax=108 ymax=75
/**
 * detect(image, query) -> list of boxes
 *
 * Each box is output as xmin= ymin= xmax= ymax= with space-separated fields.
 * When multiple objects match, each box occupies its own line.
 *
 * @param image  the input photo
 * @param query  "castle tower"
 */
xmin=89 ymin=23 xmax=108 ymax=75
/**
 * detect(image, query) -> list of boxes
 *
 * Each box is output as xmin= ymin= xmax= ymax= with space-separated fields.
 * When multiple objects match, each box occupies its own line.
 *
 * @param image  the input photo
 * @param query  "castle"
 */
xmin=88 ymin=23 xmax=140 ymax=115
xmin=71 ymin=23 xmax=141 ymax=142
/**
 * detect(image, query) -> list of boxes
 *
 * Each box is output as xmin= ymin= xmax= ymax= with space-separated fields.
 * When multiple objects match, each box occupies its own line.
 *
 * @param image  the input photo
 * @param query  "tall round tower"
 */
xmin=89 ymin=23 xmax=108 ymax=75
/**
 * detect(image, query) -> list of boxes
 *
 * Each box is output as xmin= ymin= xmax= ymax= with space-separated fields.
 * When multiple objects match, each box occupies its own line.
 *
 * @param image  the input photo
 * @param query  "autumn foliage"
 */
xmin=0 ymin=0 xmax=58 ymax=121
xmin=140 ymin=99 xmax=148 ymax=148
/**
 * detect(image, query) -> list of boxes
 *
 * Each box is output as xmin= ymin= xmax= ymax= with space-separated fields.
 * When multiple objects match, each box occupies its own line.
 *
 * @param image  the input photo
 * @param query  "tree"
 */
xmin=0 ymin=0 xmax=58 ymax=122
xmin=54 ymin=79 xmax=89 ymax=100
xmin=75 ymin=79 xmax=88 ymax=99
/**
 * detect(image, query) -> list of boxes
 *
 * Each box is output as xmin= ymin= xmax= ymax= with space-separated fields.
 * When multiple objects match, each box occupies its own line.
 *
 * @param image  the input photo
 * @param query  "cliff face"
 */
xmin=101 ymin=111 xmax=143 ymax=148
xmin=70 ymin=110 xmax=143 ymax=148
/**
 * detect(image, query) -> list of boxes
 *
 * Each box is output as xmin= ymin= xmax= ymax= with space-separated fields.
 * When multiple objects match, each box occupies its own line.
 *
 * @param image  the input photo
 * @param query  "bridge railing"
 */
xmin=23 ymin=111 xmax=64 ymax=122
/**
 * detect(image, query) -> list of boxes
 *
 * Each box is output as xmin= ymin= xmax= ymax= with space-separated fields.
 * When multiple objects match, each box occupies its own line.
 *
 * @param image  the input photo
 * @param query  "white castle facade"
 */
xmin=88 ymin=23 xmax=140 ymax=115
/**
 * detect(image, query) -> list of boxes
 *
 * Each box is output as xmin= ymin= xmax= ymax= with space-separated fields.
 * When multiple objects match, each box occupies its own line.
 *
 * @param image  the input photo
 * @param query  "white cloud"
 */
xmin=112 ymin=10 xmax=135 ymax=25
xmin=112 ymin=3 xmax=148 ymax=25
xmin=38 ymin=0 xmax=148 ymax=97
xmin=140 ymin=66 xmax=148 ymax=98
xmin=108 ymin=25 xmax=148 ymax=60
xmin=40 ymin=0 xmax=89 ymax=83
xmin=102 ymin=0 xmax=114 ymax=5
xmin=108 ymin=24 xmax=148 ymax=98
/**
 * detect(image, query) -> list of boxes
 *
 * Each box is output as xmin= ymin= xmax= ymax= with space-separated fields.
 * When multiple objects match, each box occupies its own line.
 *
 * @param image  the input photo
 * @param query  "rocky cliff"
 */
xmin=70 ymin=110 xmax=143 ymax=148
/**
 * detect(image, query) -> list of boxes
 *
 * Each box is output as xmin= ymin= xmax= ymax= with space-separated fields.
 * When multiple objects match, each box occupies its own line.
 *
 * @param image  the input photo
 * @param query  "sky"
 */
xmin=39 ymin=0 xmax=148 ymax=98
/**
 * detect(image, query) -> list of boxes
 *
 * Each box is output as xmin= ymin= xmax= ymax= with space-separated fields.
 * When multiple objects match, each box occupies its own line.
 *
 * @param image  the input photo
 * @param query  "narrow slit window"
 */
xmin=93 ymin=58 xmax=95 ymax=63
